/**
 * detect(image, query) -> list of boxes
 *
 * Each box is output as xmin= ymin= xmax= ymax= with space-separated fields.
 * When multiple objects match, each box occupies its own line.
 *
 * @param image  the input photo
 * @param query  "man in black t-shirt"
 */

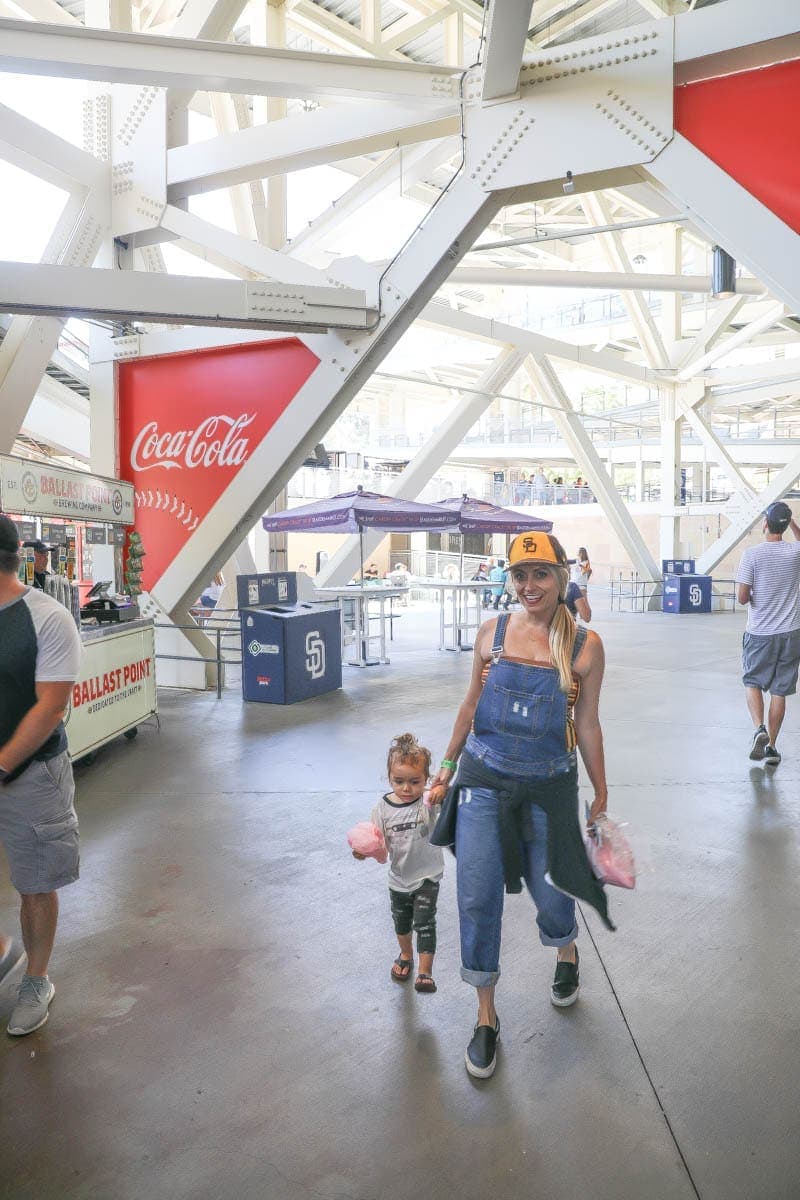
xmin=22 ymin=539 xmax=52 ymax=590
xmin=0 ymin=515 xmax=82 ymax=1036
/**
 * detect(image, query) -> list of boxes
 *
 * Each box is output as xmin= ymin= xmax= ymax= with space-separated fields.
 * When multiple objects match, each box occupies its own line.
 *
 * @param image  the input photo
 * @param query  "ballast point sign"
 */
xmin=118 ymin=339 xmax=320 ymax=592
xmin=0 ymin=455 xmax=134 ymax=524
xmin=66 ymin=624 xmax=158 ymax=760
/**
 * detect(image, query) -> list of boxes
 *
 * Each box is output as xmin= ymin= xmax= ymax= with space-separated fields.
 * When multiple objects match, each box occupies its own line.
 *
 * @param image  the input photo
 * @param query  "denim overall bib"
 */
xmin=465 ymin=614 xmax=578 ymax=779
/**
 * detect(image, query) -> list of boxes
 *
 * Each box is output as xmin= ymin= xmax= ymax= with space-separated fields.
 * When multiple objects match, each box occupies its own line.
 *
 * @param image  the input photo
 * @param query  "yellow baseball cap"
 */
xmin=508 ymin=531 xmax=566 ymax=568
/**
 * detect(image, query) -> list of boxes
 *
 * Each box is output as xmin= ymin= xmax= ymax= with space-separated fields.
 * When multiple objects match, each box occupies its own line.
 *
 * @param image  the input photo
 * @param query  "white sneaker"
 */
xmin=7 ymin=975 xmax=55 ymax=1036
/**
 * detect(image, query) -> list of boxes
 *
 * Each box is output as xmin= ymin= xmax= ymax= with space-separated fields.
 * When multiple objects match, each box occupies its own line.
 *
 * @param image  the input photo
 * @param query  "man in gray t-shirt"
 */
xmin=0 ymin=514 xmax=82 ymax=1036
xmin=736 ymin=501 xmax=800 ymax=766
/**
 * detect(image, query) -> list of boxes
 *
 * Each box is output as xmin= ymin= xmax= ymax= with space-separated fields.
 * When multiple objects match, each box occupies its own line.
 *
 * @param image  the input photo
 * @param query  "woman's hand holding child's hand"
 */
xmin=424 ymin=783 xmax=448 ymax=807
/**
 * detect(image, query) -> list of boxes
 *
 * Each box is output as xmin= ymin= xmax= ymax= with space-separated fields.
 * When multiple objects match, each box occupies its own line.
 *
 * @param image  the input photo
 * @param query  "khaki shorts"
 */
xmin=0 ymin=753 xmax=80 ymax=894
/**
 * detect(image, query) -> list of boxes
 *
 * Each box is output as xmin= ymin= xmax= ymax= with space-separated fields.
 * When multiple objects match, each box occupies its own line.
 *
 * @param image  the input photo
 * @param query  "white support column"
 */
xmin=525 ymin=355 xmax=661 ymax=580
xmin=316 ymin=347 xmax=527 ymax=587
xmin=481 ymin=0 xmax=533 ymax=102
xmin=659 ymin=386 xmax=681 ymax=562
xmin=88 ymin=326 xmax=117 ymax=477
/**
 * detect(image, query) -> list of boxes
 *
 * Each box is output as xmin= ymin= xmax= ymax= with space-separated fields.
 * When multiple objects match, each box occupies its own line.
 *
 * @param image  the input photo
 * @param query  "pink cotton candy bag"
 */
xmin=585 ymin=815 xmax=636 ymax=889
xmin=347 ymin=821 xmax=388 ymax=864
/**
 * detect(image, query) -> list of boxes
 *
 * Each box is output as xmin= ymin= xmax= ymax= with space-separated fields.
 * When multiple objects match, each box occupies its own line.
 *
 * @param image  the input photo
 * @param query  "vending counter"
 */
xmin=67 ymin=619 xmax=157 ymax=761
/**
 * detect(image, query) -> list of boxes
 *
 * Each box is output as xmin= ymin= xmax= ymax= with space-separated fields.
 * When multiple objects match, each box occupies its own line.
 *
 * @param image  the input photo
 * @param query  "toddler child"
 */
xmin=353 ymin=733 xmax=444 ymax=993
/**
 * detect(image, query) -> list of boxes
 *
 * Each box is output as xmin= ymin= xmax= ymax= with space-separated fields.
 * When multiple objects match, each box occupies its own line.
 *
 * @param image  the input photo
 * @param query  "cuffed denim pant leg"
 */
xmin=522 ymin=803 xmax=578 ymax=948
xmin=456 ymin=787 xmax=577 ymax=989
xmin=456 ymin=787 xmax=505 ymax=987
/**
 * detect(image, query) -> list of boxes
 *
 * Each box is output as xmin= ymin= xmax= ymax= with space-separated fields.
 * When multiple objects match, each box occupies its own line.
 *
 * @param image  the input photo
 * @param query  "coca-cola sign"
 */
xmin=118 ymin=339 xmax=320 ymax=593
xmin=130 ymin=414 xmax=256 ymax=473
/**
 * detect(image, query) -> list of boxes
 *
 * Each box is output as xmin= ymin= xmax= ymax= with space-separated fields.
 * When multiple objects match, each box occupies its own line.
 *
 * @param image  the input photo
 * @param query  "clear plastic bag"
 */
xmin=347 ymin=821 xmax=388 ymax=864
xmin=585 ymin=815 xmax=636 ymax=889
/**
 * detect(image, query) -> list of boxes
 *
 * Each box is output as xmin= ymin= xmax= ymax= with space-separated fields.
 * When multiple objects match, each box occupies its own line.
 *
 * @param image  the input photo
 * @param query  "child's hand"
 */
xmin=352 ymin=850 xmax=367 ymax=860
xmin=425 ymin=784 xmax=447 ymax=807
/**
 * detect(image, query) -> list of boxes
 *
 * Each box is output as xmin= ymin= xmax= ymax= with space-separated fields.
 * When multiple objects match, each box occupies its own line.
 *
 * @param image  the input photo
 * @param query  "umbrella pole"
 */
xmin=460 ymin=534 xmax=464 ymax=582
xmin=359 ymin=525 xmax=365 ymax=589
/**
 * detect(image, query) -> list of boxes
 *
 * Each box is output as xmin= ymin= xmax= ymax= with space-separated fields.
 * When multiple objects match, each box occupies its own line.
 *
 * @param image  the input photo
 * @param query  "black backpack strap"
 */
xmin=490 ymin=613 xmax=510 ymax=662
xmin=571 ymin=623 xmax=588 ymax=664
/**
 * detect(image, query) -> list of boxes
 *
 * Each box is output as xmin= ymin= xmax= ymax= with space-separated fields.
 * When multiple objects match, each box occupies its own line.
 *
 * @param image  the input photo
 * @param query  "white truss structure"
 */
xmin=0 ymin=0 xmax=799 ymax=634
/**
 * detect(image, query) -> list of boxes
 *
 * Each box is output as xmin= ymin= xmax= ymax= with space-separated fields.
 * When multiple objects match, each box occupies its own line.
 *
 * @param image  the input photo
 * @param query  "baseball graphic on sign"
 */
xmin=118 ymin=339 xmax=320 ymax=592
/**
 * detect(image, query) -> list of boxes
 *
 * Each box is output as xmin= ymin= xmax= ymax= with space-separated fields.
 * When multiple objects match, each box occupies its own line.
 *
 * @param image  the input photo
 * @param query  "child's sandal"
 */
xmin=391 ymin=957 xmax=413 ymax=982
xmin=414 ymin=972 xmax=437 ymax=993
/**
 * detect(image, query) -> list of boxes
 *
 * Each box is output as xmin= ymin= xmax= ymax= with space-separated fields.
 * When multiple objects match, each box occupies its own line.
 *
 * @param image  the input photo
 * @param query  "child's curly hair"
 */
xmin=387 ymin=732 xmax=432 ymax=778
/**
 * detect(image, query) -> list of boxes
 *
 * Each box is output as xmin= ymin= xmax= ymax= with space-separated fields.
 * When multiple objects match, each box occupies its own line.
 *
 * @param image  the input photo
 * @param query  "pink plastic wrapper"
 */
xmin=347 ymin=821 xmax=388 ymax=864
xmin=586 ymin=816 xmax=636 ymax=889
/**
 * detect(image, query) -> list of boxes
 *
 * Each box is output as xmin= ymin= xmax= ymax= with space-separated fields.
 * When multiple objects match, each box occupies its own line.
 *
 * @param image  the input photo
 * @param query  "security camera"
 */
xmin=562 ymin=170 xmax=575 ymax=195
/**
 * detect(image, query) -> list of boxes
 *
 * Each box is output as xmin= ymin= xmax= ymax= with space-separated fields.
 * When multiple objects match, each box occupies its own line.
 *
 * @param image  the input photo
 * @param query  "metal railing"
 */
xmin=154 ymin=610 xmax=242 ymax=699
xmin=609 ymin=573 xmax=738 ymax=613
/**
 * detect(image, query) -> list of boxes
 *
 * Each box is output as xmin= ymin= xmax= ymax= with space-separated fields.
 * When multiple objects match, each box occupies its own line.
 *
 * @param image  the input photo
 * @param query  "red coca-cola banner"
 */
xmin=118 ymin=339 xmax=320 ymax=592
xmin=675 ymin=59 xmax=800 ymax=236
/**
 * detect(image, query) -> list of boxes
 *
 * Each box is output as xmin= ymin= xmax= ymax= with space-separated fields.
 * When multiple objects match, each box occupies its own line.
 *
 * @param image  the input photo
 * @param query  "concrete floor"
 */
xmin=1 ymin=597 xmax=799 ymax=1200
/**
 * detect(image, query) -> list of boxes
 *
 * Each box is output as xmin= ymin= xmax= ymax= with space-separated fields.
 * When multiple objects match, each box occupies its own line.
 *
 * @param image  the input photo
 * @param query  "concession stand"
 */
xmin=0 ymin=453 xmax=157 ymax=760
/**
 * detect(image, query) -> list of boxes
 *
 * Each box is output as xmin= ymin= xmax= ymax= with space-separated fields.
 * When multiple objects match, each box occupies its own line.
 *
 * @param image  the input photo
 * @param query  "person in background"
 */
xmin=23 ymin=541 xmax=53 ymax=591
xmin=532 ymin=468 xmax=550 ymax=506
xmin=515 ymin=475 xmax=530 ymax=505
xmin=553 ymin=477 xmax=565 ymax=504
xmin=364 ymin=563 xmax=380 ymax=581
xmin=489 ymin=558 xmax=509 ymax=611
xmin=736 ymin=500 xmax=800 ymax=767
xmin=389 ymin=562 xmax=412 ymax=605
xmin=297 ymin=563 xmax=309 ymax=574
xmin=565 ymin=579 xmax=591 ymax=622
xmin=0 ymin=515 xmax=82 ymax=1036
xmin=570 ymin=548 xmax=592 ymax=595
xmin=482 ymin=558 xmax=496 ymax=608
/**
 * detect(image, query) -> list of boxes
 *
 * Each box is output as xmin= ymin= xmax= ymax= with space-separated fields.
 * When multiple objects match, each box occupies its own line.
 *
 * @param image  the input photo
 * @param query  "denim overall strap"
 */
xmin=490 ymin=613 xmax=510 ymax=662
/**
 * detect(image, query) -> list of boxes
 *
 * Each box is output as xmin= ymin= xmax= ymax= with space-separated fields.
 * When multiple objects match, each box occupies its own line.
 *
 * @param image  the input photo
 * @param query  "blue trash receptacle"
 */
xmin=662 ymin=573 xmax=712 ymax=614
xmin=236 ymin=572 xmax=298 ymax=609
xmin=240 ymin=604 xmax=342 ymax=703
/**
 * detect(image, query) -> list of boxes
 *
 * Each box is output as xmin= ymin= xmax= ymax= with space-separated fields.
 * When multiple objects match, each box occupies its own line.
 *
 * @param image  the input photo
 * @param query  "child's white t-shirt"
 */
xmin=370 ymin=794 xmax=444 ymax=893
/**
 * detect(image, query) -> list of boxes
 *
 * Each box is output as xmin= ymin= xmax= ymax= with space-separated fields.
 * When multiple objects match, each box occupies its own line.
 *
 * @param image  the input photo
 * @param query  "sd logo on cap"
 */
xmin=508 ymin=531 xmax=566 ymax=568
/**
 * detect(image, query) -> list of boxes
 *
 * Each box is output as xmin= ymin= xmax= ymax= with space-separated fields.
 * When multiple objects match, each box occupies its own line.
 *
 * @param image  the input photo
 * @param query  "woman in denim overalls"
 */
xmin=430 ymin=532 xmax=611 ymax=1079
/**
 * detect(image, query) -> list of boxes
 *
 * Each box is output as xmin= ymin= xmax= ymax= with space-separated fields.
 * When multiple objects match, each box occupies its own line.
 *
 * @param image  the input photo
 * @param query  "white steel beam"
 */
xmin=675 ymin=0 xmax=800 ymax=85
xmin=677 ymin=301 xmax=786 ymax=381
xmin=421 ymin=301 xmax=658 ymax=386
xmin=158 ymin=205 xmax=361 ymax=292
xmin=0 ymin=19 xmax=462 ymax=103
xmin=0 ymin=192 xmax=106 ymax=453
xmin=286 ymin=139 xmax=457 ymax=259
xmin=676 ymin=384 xmax=753 ymax=499
xmin=316 ymin=347 xmax=527 ymax=587
xmin=677 ymin=295 xmax=747 ymax=370
xmin=531 ymin=0 xmax=620 ymax=48
xmin=481 ymin=0 xmax=533 ymax=102
xmin=0 ymin=260 xmax=372 ymax=330
xmin=696 ymin=449 xmax=800 ymax=576
xmin=581 ymin=191 xmax=669 ymax=370
xmin=166 ymin=0 xmax=247 ymax=41
xmin=525 ymin=354 xmax=661 ymax=580
xmin=0 ymin=101 xmax=103 ymax=193
xmin=644 ymin=134 xmax=800 ymax=314
xmin=166 ymin=102 xmax=459 ymax=198
xmin=447 ymin=266 xmax=765 ymax=295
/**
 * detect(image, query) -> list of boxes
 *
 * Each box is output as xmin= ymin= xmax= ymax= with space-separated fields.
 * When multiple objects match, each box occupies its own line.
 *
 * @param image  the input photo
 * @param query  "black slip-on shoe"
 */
xmin=465 ymin=1016 xmax=500 ymax=1078
xmin=551 ymin=948 xmax=580 ymax=1007
xmin=764 ymin=744 xmax=781 ymax=766
xmin=750 ymin=726 xmax=769 ymax=760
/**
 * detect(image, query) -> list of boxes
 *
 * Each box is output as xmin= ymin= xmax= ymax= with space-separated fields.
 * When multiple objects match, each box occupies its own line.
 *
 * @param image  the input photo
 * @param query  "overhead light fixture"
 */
xmin=712 ymin=246 xmax=736 ymax=298
xmin=562 ymin=170 xmax=575 ymax=195
xmin=633 ymin=254 xmax=646 ymax=266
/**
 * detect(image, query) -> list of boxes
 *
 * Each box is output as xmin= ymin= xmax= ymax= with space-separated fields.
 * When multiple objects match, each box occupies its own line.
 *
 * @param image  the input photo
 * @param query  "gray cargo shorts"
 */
xmin=0 ymin=752 xmax=80 ymax=894
xmin=742 ymin=629 xmax=800 ymax=696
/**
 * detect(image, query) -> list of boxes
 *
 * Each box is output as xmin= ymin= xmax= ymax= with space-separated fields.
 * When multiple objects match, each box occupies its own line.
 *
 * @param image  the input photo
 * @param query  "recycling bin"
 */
xmin=662 ymin=558 xmax=696 ymax=575
xmin=240 ymin=603 xmax=342 ymax=703
xmin=662 ymin=573 xmax=712 ymax=614
xmin=236 ymin=572 xmax=297 ymax=609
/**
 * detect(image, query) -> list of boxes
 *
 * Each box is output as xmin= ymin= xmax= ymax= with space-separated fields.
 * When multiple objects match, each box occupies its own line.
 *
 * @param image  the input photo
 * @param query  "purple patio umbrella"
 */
xmin=261 ymin=485 xmax=458 ymax=584
xmin=434 ymin=494 xmax=553 ymax=579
